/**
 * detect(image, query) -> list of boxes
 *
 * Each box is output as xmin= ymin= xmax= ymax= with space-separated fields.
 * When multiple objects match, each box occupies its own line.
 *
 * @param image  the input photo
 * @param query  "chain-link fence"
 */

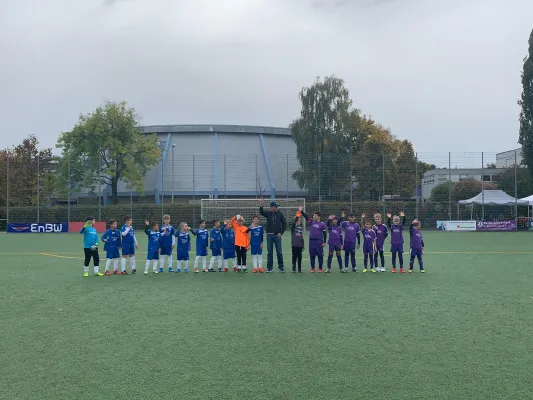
xmin=0 ymin=150 xmax=528 ymax=231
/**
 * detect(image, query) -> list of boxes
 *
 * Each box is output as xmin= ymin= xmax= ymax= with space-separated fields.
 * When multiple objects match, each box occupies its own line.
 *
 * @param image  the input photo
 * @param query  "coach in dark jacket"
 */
xmin=259 ymin=200 xmax=287 ymax=272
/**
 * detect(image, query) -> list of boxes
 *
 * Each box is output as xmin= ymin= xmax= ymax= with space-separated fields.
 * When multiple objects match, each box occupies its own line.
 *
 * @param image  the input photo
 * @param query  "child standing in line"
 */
xmin=308 ymin=212 xmax=327 ymax=273
xmin=340 ymin=212 xmax=361 ymax=272
xmin=120 ymin=215 xmax=138 ymax=275
xmin=361 ymin=215 xmax=377 ymax=273
xmin=144 ymin=220 xmax=162 ymax=275
xmin=101 ymin=219 xmax=122 ymax=275
xmin=387 ymin=212 xmax=406 ymax=274
xmin=248 ymin=216 xmax=264 ymax=273
xmin=373 ymin=213 xmax=388 ymax=272
xmin=221 ymin=220 xmax=237 ymax=272
xmin=159 ymin=214 xmax=175 ymax=273
xmin=409 ymin=220 xmax=425 ymax=273
xmin=290 ymin=209 xmax=306 ymax=273
xmin=191 ymin=219 xmax=209 ymax=273
xmin=175 ymin=222 xmax=191 ymax=273
xmin=209 ymin=220 xmax=223 ymax=272
xmin=80 ymin=216 xmax=103 ymax=277
xmin=326 ymin=215 xmax=344 ymax=273
xmin=232 ymin=215 xmax=250 ymax=272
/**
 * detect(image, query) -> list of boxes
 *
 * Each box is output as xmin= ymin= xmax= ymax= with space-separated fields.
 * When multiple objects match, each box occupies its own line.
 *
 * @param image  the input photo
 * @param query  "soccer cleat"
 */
xmin=121 ymin=270 xmax=128 ymax=275
xmin=105 ymin=270 xmax=111 ymax=276
xmin=340 ymin=269 xmax=346 ymax=273
xmin=203 ymin=268 xmax=208 ymax=273
xmin=325 ymin=269 xmax=331 ymax=273
xmin=381 ymin=268 xmax=386 ymax=273
xmin=94 ymin=272 xmax=104 ymax=277
xmin=392 ymin=268 xmax=397 ymax=273
xmin=144 ymin=271 xmax=148 ymax=275
xmin=243 ymin=268 xmax=248 ymax=273
xmin=176 ymin=269 xmax=181 ymax=273
xmin=83 ymin=273 xmax=89 ymax=277
xmin=168 ymin=267 xmax=174 ymax=273
xmin=292 ymin=270 xmax=296 ymax=273
xmin=113 ymin=270 xmax=120 ymax=275
xmin=400 ymin=268 xmax=406 ymax=273
xmin=159 ymin=267 xmax=164 ymax=273
xmin=258 ymin=267 xmax=264 ymax=273
xmin=298 ymin=270 xmax=303 ymax=273
xmin=233 ymin=267 xmax=238 ymax=273
xmin=279 ymin=269 xmax=285 ymax=273
xmin=153 ymin=270 xmax=159 ymax=274
xmin=318 ymin=269 xmax=323 ymax=273
xmin=208 ymin=268 xmax=215 ymax=272
xmin=194 ymin=268 xmax=199 ymax=273
xmin=132 ymin=269 xmax=137 ymax=274
xmin=310 ymin=268 xmax=315 ymax=273
xmin=420 ymin=269 xmax=425 ymax=273
xmin=266 ymin=270 xmax=273 ymax=273
xmin=362 ymin=269 xmax=368 ymax=273
xmin=408 ymin=269 xmax=413 ymax=273
xmin=184 ymin=268 xmax=188 ymax=273
xmin=352 ymin=268 xmax=357 ymax=272
xmin=253 ymin=267 xmax=258 ymax=273
xmin=344 ymin=267 xmax=349 ymax=272
xmin=223 ymin=267 xmax=229 ymax=272
xmin=371 ymin=268 xmax=376 ymax=273
xmin=218 ymin=267 xmax=222 ymax=272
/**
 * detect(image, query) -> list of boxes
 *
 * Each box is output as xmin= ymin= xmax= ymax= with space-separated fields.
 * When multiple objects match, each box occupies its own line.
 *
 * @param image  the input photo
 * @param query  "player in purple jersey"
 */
xmin=340 ymin=212 xmax=361 ymax=272
xmin=409 ymin=220 xmax=425 ymax=273
xmin=307 ymin=211 xmax=327 ymax=273
xmin=373 ymin=213 xmax=388 ymax=272
xmin=387 ymin=211 xmax=406 ymax=273
xmin=361 ymin=215 xmax=377 ymax=273
xmin=326 ymin=215 xmax=343 ymax=273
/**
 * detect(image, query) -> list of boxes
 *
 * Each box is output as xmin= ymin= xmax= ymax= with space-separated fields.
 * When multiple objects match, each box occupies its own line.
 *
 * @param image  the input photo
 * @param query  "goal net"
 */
xmin=201 ymin=198 xmax=306 ymax=229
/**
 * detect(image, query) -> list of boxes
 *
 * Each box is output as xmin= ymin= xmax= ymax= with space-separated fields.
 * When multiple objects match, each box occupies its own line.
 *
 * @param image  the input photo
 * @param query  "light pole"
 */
xmin=172 ymin=144 xmax=175 ymax=204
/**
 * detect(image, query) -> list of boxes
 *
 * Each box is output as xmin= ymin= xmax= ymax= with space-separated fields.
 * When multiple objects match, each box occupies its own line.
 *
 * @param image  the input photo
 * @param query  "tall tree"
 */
xmin=57 ymin=101 xmax=160 ymax=204
xmin=519 ymin=29 xmax=533 ymax=179
xmin=0 ymin=136 xmax=56 ymax=206
xmin=494 ymin=166 xmax=533 ymax=199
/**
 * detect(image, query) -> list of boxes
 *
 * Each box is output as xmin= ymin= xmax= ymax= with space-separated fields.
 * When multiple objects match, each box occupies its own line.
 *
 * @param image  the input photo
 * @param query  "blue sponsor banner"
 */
xmin=8 ymin=223 xmax=68 ymax=233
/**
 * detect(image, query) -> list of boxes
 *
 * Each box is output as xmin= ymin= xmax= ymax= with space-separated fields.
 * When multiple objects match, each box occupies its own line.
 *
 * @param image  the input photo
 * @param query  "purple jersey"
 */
xmin=309 ymin=221 xmax=327 ymax=241
xmin=410 ymin=228 xmax=424 ymax=250
xmin=389 ymin=224 xmax=404 ymax=245
xmin=327 ymin=223 xmax=343 ymax=246
xmin=373 ymin=224 xmax=388 ymax=246
xmin=341 ymin=221 xmax=360 ymax=244
xmin=362 ymin=228 xmax=377 ymax=247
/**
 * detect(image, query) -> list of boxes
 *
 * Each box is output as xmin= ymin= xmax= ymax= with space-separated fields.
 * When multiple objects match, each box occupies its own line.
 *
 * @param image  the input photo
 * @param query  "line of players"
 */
xmin=80 ymin=208 xmax=425 ymax=277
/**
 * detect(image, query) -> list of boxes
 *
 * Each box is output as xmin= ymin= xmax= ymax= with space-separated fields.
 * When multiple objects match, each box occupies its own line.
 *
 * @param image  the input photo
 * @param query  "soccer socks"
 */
xmin=84 ymin=266 xmax=89 ymax=274
xmin=327 ymin=255 xmax=333 ymax=269
xmin=177 ymin=260 xmax=183 ymax=271
xmin=202 ymin=257 xmax=207 ymax=270
xmin=153 ymin=260 xmax=158 ymax=271
xmin=121 ymin=258 xmax=127 ymax=272
xmin=194 ymin=256 xmax=200 ymax=269
xmin=398 ymin=253 xmax=404 ymax=267
xmin=392 ymin=252 xmax=397 ymax=268
xmin=258 ymin=254 xmax=263 ymax=268
xmin=364 ymin=253 xmax=368 ymax=268
xmin=130 ymin=256 xmax=136 ymax=271
xmin=145 ymin=260 xmax=150 ymax=273
xmin=318 ymin=256 xmax=324 ymax=270
xmin=93 ymin=265 xmax=99 ymax=274
xmin=113 ymin=259 xmax=119 ymax=271
xmin=160 ymin=257 xmax=165 ymax=270
xmin=310 ymin=256 xmax=315 ymax=269
xmin=337 ymin=255 xmax=342 ymax=269
xmin=224 ymin=259 xmax=229 ymax=270
xmin=184 ymin=260 xmax=189 ymax=271
xmin=105 ymin=259 xmax=112 ymax=271
xmin=195 ymin=256 xmax=207 ymax=270
xmin=252 ymin=255 xmax=258 ymax=268
xmin=380 ymin=251 xmax=385 ymax=268
xmin=351 ymin=252 xmax=356 ymax=268
xmin=209 ymin=257 xmax=215 ymax=270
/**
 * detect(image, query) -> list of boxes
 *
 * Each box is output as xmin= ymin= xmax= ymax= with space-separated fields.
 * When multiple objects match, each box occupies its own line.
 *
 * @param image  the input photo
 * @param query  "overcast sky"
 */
xmin=1 ymin=0 xmax=532 ymax=159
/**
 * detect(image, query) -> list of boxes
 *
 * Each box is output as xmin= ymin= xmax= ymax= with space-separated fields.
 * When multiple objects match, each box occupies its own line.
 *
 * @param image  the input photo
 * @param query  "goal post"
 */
xmin=201 ymin=198 xmax=306 ymax=229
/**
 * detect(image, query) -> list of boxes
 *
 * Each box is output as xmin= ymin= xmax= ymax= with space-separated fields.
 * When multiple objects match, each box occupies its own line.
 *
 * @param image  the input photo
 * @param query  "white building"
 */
xmin=421 ymin=168 xmax=505 ymax=200
xmin=496 ymin=149 xmax=522 ymax=168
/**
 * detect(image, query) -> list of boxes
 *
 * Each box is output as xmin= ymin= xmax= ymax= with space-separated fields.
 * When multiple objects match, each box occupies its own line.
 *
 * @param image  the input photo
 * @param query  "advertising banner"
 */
xmin=8 ymin=222 xmax=68 ymax=233
xmin=436 ymin=221 xmax=477 ymax=231
xmin=476 ymin=220 xmax=517 ymax=232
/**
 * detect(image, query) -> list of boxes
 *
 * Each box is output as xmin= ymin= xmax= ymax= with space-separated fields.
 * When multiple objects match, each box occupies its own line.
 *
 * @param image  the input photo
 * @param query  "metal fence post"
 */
xmin=318 ymin=154 xmax=322 ymax=210
xmin=481 ymin=152 xmax=484 ymax=221
xmin=193 ymin=155 xmax=196 ymax=224
xmin=130 ymin=155 xmax=133 ymax=218
xmin=448 ymin=152 xmax=451 ymax=220
xmin=286 ymin=154 xmax=289 ymax=199
xmin=98 ymin=157 xmax=102 ymax=222
xmin=37 ymin=154 xmax=40 ymax=223
xmin=224 ymin=155 xmax=227 ymax=198
xmin=67 ymin=154 xmax=71 ymax=224
xmin=172 ymin=145 xmax=175 ymax=205
xmin=382 ymin=152 xmax=385 ymax=215
xmin=6 ymin=155 xmax=9 ymax=228
xmin=415 ymin=153 xmax=419 ymax=220
xmin=515 ymin=150 xmax=518 ymax=220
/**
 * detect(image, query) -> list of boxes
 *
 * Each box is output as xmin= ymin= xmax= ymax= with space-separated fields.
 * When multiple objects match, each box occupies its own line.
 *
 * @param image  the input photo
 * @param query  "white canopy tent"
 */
xmin=457 ymin=190 xmax=528 ymax=220
xmin=458 ymin=190 xmax=529 ymax=206
xmin=518 ymin=194 xmax=533 ymax=206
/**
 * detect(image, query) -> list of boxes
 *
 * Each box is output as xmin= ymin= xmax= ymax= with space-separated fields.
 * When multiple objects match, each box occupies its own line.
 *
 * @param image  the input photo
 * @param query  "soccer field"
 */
xmin=1 ymin=232 xmax=532 ymax=400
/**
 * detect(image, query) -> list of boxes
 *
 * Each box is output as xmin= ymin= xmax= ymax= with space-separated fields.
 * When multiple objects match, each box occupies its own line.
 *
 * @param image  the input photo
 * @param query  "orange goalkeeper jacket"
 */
xmin=231 ymin=216 xmax=250 ymax=248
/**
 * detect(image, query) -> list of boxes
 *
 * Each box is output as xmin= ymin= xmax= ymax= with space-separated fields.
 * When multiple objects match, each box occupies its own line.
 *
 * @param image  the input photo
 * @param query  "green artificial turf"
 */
xmin=0 ymin=232 xmax=532 ymax=399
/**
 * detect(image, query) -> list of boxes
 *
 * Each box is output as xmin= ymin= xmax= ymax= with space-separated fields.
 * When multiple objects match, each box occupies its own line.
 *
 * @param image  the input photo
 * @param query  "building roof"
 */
xmin=423 ymin=168 xmax=505 ymax=177
xmin=140 ymin=124 xmax=291 ymax=136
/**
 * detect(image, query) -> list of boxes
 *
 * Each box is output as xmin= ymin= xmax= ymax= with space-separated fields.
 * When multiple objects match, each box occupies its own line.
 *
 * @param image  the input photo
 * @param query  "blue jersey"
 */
xmin=210 ymin=228 xmax=223 ymax=250
xmin=160 ymin=224 xmax=175 ymax=248
xmin=192 ymin=228 xmax=209 ymax=251
xmin=175 ymin=231 xmax=191 ymax=252
xmin=221 ymin=227 xmax=235 ymax=250
xmin=121 ymin=224 xmax=136 ymax=246
xmin=102 ymin=229 xmax=121 ymax=251
xmin=249 ymin=225 xmax=264 ymax=247
xmin=80 ymin=226 xmax=98 ymax=248
xmin=145 ymin=228 xmax=162 ymax=251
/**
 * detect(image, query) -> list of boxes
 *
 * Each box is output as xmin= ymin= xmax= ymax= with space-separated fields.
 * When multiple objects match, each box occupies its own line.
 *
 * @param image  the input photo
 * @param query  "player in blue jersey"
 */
xmin=101 ymin=219 xmax=122 ymax=275
xmin=221 ymin=220 xmax=236 ymax=272
xmin=175 ymin=222 xmax=191 ymax=272
xmin=208 ymin=219 xmax=223 ymax=272
xmin=80 ymin=216 xmax=103 ymax=277
xmin=247 ymin=215 xmax=264 ymax=273
xmin=159 ymin=214 xmax=176 ymax=273
xmin=144 ymin=220 xmax=162 ymax=274
xmin=191 ymin=219 xmax=209 ymax=273
xmin=120 ymin=215 xmax=138 ymax=274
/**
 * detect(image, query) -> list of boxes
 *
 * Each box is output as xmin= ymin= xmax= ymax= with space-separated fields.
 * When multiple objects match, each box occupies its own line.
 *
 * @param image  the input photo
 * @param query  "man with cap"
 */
xmin=259 ymin=198 xmax=287 ymax=272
